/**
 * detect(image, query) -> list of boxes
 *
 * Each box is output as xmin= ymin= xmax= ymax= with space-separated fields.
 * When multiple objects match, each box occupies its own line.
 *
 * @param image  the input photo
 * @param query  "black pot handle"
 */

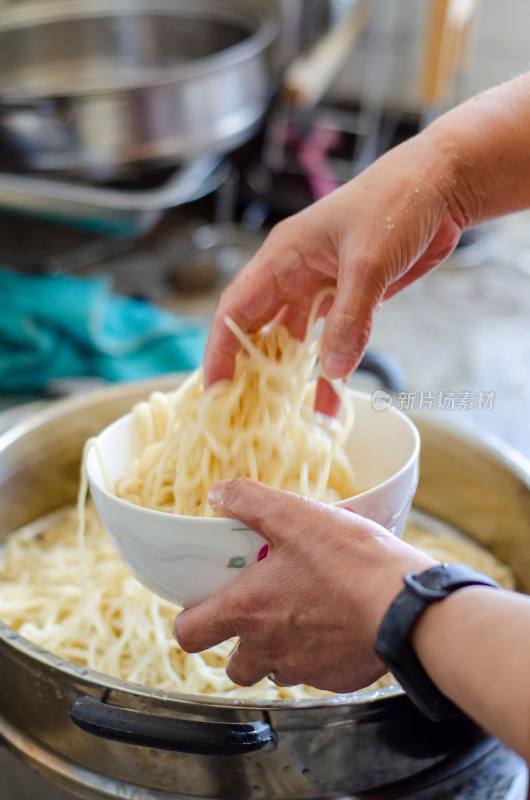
xmin=71 ymin=695 xmax=272 ymax=756
xmin=358 ymin=350 xmax=404 ymax=394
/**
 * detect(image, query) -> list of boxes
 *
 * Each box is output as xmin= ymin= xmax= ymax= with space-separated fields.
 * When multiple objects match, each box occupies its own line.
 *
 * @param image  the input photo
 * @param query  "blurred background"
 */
xmin=0 ymin=0 xmax=528 ymax=456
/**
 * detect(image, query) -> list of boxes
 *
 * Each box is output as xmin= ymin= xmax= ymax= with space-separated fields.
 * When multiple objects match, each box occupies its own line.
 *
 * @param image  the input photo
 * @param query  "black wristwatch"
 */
xmin=374 ymin=563 xmax=501 ymax=721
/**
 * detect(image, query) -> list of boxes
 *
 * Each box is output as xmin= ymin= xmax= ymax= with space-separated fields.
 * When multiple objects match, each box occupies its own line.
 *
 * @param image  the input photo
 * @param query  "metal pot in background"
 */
xmin=0 ymin=376 xmax=529 ymax=798
xmin=0 ymin=0 xmax=278 ymax=181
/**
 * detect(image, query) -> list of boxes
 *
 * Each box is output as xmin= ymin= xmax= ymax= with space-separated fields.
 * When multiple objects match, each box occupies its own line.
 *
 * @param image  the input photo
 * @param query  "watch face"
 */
xmin=418 ymin=564 xmax=449 ymax=587
xmin=404 ymin=567 xmax=451 ymax=600
xmin=409 ymin=563 xmax=501 ymax=596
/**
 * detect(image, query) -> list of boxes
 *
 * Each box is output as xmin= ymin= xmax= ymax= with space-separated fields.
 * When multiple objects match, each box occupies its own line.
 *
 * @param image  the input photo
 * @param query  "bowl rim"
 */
xmin=87 ymin=388 xmax=421 ymax=524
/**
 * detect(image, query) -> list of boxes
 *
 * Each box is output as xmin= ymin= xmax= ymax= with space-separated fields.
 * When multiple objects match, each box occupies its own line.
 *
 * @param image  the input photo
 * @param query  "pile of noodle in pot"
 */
xmin=0 ymin=508 xmax=514 ymax=699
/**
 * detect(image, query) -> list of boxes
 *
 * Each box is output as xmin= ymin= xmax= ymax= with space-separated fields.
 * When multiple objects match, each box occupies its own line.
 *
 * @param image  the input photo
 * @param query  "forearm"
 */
xmin=411 ymin=585 xmax=530 ymax=762
xmin=423 ymin=72 xmax=530 ymax=228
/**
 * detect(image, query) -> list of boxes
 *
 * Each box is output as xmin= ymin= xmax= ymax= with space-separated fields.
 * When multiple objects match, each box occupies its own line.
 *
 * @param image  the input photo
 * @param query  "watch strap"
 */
xmin=375 ymin=563 xmax=501 ymax=721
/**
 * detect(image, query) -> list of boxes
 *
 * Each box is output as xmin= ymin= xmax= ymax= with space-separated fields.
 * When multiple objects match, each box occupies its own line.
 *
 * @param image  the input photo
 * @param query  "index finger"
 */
xmin=174 ymin=591 xmax=241 ymax=652
xmin=203 ymin=254 xmax=288 ymax=388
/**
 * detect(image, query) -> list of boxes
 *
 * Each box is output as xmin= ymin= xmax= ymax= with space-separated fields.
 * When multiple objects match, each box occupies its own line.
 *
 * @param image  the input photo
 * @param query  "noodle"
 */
xmin=114 ymin=300 xmax=356 ymax=516
xmin=402 ymin=524 xmax=515 ymax=590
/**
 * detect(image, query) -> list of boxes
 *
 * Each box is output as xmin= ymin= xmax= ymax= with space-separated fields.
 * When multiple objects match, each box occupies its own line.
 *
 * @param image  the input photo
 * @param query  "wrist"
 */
xmin=375 ymin=564 xmax=502 ymax=720
xmin=421 ymin=73 xmax=530 ymax=228
xmin=418 ymin=119 xmax=486 ymax=232
xmin=370 ymin=128 xmax=474 ymax=237
xmin=364 ymin=538 xmax=437 ymax=648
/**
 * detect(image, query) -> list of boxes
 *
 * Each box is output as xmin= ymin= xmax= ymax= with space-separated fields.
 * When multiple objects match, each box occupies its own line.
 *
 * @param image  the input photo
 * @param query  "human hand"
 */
xmin=173 ymin=479 xmax=436 ymax=692
xmin=204 ymin=134 xmax=465 ymax=414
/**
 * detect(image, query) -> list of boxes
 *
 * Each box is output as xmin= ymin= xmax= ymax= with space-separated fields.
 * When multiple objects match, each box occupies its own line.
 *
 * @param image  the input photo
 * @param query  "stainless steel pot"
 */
xmin=0 ymin=0 xmax=277 ymax=180
xmin=0 ymin=377 xmax=529 ymax=799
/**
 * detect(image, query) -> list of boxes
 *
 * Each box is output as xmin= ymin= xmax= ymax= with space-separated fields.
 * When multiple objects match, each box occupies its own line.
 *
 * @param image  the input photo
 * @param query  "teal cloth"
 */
xmin=0 ymin=268 xmax=208 ymax=391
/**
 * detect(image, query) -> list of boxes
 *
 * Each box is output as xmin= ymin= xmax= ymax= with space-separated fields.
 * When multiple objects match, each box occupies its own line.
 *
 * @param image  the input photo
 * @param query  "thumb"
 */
xmin=320 ymin=266 xmax=384 ymax=379
xmin=208 ymin=477 xmax=307 ymax=546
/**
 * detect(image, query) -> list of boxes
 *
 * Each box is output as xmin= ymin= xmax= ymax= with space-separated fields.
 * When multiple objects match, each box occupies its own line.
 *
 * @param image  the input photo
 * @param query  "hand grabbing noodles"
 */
xmin=204 ymin=74 xmax=530 ymax=415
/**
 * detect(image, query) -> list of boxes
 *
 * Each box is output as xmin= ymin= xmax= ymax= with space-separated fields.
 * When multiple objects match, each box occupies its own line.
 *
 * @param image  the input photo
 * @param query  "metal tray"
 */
xmin=0 ymin=154 xmax=224 ymax=236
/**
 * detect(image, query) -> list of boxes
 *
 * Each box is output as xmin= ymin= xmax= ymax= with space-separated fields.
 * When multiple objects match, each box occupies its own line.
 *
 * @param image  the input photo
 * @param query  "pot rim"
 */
xmin=0 ymin=614 xmax=403 ymax=710
xmin=0 ymin=0 xmax=279 ymax=100
xmin=1 ymin=378 xmax=529 ymax=712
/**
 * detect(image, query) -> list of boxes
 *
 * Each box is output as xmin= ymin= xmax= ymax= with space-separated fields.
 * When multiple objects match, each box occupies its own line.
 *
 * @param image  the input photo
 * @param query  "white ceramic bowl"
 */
xmin=86 ymin=389 xmax=420 ymax=607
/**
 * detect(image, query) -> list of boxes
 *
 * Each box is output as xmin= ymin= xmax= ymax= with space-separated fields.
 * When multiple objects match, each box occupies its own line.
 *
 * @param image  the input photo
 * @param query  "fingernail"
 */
xmin=321 ymin=352 xmax=353 ymax=380
xmin=208 ymin=483 xmax=225 ymax=510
